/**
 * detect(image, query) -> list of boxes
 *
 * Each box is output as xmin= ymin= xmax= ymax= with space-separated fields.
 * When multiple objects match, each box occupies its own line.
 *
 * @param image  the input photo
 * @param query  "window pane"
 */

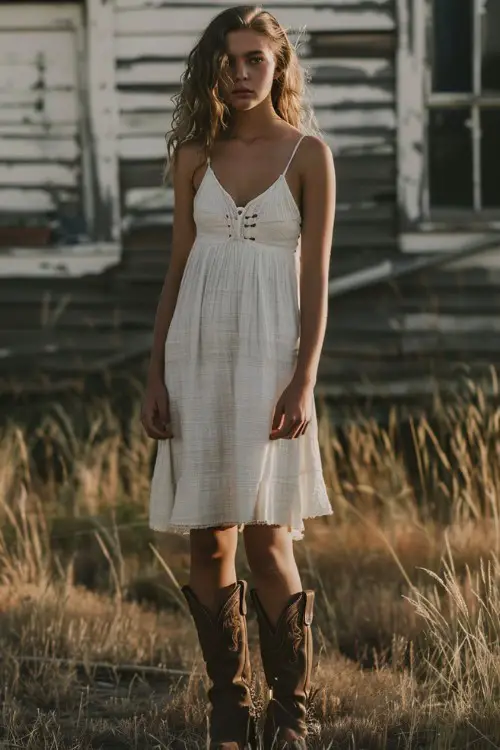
xmin=428 ymin=109 xmax=473 ymax=207
xmin=481 ymin=0 xmax=500 ymax=92
xmin=432 ymin=0 xmax=473 ymax=92
xmin=481 ymin=110 xmax=500 ymax=207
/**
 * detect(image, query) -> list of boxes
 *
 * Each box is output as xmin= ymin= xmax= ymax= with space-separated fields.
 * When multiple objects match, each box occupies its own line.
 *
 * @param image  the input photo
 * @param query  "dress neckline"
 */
xmin=205 ymin=134 xmax=306 ymax=213
xmin=205 ymin=166 xmax=301 ymax=220
xmin=208 ymin=165 xmax=283 ymax=211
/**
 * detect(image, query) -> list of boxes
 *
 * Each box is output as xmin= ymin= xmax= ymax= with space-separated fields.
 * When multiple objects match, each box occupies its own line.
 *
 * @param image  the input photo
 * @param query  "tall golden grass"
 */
xmin=2 ymin=375 xmax=500 ymax=747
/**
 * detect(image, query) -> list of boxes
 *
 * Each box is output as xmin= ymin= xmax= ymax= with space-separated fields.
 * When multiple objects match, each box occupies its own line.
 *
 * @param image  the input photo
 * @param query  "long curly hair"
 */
xmin=164 ymin=5 xmax=319 ymax=180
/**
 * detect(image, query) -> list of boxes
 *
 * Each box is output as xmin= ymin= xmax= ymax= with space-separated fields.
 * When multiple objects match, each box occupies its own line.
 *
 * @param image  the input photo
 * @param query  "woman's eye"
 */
xmin=250 ymin=56 xmax=264 ymax=65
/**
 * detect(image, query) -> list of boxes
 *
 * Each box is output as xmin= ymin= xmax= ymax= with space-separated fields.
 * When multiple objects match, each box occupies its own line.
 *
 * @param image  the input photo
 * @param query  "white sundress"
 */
xmin=149 ymin=135 xmax=333 ymax=541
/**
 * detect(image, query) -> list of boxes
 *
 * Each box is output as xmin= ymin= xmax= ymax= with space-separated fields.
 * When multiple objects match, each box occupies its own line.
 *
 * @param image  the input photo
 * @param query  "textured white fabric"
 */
xmin=149 ymin=136 xmax=333 ymax=540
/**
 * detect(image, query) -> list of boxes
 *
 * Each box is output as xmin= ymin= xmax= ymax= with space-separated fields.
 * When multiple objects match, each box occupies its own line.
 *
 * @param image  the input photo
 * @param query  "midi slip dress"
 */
xmin=149 ymin=135 xmax=333 ymax=540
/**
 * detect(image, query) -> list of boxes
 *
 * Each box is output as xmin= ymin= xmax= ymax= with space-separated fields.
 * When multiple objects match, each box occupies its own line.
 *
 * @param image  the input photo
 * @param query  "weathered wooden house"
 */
xmin=1 ymin=0 xmax=499 ymax=408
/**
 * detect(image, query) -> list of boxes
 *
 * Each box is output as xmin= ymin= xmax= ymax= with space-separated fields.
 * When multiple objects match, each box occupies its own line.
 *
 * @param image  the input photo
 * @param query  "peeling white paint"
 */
xmin=0 ymin=163 xmax=77 ymax=188
xmin=125 ymin=186 xmax=173 ymax=212
xmin=0 ymin=243 xmax=121 ymax=279
xmin=0 ymin=188 xmax=72 ymax=213
xmin=0 ymin=61 xmax=76 ymax=90
xmin=400 ymin=232 xmax=498 ymax=253
xmin=116 ymin=7 xmax=395 ymax=35
xmin=0 ymin=138 xmax=79 ymax=161
xmin=0 ymin=30 xmax=76 ymax=65
xmin=116 ymin=31 xmax=308 ymax=61
xmin=0 ymin=124 xmax=78 ymax=138
xmin=86 ymin=0 xmax=121 ymax=242
xmin=396 ymin=0 xmax=426 ymax=226
xmin=401 ymin=312 xmax=500 ymax=333
xmin=317 ymin=107 xmax=396 ymax=131
xmin=117 ymin=0 xmax=392 ymax=6
xmin=0 ymin=91 xmax=79 ymax=123
xmin=117 ymin=33 xmax=203 ymax=60
xmin=0 ymin=4 xmax=82 ymax=30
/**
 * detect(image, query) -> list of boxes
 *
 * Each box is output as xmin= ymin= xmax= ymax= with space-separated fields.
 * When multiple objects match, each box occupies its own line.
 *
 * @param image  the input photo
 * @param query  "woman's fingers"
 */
xmin=271 ymin=414 xmax=302 ymax=440
xmin=156 ymin=388 xmax=171 ymax=426
xmin=296 ymin=422 xmax=309 ymax=438
xmin=141 ymin=404 xmax=173 ymax=439
xmin=270 ymin=415 xmax=310 ymax=440
xmin=288 ymin=418 xmax=305 ymax=439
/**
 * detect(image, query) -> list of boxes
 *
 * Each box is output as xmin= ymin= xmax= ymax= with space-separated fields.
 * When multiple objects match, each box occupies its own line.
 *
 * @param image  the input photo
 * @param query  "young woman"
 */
xmin=141 ymin=5 xmax=336 ymax=748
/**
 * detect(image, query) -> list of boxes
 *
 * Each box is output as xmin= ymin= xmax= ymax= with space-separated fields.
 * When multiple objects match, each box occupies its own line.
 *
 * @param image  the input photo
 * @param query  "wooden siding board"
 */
xmin=0 ymin=124 xmax=79 ymax=138
xmin=85 ymin=0 xmax=121 ymax=243
xmin=0 ymin=63 xmax=77 ymax=91
xmin=0 ymin=4 xmax=83 ymax=30
xmin=0 ymin=30 xmax=76 ymax=64
xmin=0 ymin=163 xmax=78 ymax=189
xmin=396 ymin=0 xmax=426 ymax=226
xmin=308 ymin=30 xmax=395 ymax=58
xmin=116 ymin=7 xmax=395 ymax=34
xmin=117 ymin=0 xmax=393 ymax=7
xmin=0 ymin=188 xmax=74 ymax=214
xmin=0 ymin=137 xmax=79 ymax=162
xmin=0 ymin=91 xmax=79 ymax=124
xmin=0 ymin=245 xmax=120 ymax=278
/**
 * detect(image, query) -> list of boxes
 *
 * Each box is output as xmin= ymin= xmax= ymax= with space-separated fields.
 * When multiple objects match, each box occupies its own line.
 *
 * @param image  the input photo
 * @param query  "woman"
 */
xmin=141 ymin=5 xmax=336 ymax=748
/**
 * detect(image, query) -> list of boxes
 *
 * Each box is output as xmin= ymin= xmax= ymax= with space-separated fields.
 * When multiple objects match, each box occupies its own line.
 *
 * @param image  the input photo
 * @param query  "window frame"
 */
xmin=0 ymin=0 xmax=121 ymax=277
xmin=397 ymin=0 xmax=500 ymax=250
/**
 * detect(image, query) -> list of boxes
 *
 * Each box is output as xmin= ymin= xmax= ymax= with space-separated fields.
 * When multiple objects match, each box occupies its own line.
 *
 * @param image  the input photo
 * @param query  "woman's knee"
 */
xmin=190 ymin=525 xmax=238 ymax=569
xmin=244 ymin=525 xmax=292 ymax=579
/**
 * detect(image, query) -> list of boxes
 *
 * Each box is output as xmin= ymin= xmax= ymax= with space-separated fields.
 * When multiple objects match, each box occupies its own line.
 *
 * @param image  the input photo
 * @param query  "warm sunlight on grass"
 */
xmin=2 ymin=372 xmax=500 ymax=747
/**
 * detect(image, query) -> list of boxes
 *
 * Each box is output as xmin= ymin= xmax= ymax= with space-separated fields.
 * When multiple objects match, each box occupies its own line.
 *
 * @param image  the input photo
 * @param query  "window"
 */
xmin=427 ymin=0 xmax=500 ymax=214
xmin=397 ymin=0 xmax=500 ymax=231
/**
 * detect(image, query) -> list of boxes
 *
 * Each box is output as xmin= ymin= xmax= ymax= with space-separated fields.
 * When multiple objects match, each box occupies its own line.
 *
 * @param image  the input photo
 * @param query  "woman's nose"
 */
xmin=234 ymin=61 xmax=249 ymax=80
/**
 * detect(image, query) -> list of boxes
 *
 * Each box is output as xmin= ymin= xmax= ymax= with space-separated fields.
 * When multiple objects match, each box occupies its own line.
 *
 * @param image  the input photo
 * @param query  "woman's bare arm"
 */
xmin=294 ymin=136 xmax=336 ymax=387
xmin=147 ymin=143 xmax=203 ymax=383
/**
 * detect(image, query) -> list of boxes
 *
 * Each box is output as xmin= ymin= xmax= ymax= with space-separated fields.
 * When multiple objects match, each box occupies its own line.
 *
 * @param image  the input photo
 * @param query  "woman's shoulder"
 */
xmin=174 ymin=140 xmax=207 ymax=175
xmin=297 ymin=134 xmax=332 ymax=163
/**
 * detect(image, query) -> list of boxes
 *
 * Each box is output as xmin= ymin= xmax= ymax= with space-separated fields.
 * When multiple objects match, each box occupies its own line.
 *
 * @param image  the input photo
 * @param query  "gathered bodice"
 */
xmin=192 ymin=136 xmax=305 ymax=253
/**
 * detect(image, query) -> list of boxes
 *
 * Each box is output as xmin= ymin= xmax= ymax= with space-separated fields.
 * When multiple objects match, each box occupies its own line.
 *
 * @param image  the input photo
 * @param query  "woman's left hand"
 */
xmin=269 ymin=377 xmax=314 ymax=440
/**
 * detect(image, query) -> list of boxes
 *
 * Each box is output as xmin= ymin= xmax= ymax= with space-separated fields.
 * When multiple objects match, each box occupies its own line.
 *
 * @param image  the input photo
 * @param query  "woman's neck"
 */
xmin=228 ymin=96 xmax=281 ymax=142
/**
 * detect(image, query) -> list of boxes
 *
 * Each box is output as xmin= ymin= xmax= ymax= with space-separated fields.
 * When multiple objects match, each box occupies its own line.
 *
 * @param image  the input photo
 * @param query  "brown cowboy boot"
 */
xmin=250 ymin=588 xmax=315 ymax=750
xmin=181 ymin=580 xmax=257 ymax=749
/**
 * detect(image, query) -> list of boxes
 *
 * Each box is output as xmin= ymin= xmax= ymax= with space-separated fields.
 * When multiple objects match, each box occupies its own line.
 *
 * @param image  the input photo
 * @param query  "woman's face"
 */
xmin=223 ymin=29 xmax=277 ymax=111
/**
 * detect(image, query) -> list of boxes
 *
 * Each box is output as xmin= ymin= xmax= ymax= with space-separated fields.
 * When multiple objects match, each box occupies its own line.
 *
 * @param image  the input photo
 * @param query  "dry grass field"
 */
xmin=2 ymin=371 xmax=500 ymax=748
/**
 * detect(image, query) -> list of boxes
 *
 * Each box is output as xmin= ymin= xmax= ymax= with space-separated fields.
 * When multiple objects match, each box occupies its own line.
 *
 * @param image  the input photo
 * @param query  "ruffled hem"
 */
xmin=150 ymin=509 xmax=333 ymax=542
xmin=149 ymin=468 xmax=333 ymax=542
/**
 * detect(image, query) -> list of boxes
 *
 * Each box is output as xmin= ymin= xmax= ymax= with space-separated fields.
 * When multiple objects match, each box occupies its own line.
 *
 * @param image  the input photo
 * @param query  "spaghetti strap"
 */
xmin=283 ymin=134 xmax=306 ymax=176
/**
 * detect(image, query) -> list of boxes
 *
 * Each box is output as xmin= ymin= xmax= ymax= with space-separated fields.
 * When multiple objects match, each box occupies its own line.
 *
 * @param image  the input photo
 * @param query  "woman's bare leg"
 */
xmin=188 ymin=524 xmax=239 ymax=614
xmin=243 ymin=524 xmax=302 ymax=626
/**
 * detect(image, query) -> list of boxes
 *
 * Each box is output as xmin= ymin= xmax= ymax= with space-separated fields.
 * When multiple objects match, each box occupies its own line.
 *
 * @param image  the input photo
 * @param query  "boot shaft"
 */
xmin=182 ymin=580 xmax=256 ymax=748
xmin=250 ymin=588 xmax=315 ymax=747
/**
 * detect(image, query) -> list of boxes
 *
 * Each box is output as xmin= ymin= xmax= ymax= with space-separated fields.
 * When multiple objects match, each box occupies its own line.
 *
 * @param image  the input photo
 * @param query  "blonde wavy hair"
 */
xmin=164 ymin=4 xmax=319 ymax=180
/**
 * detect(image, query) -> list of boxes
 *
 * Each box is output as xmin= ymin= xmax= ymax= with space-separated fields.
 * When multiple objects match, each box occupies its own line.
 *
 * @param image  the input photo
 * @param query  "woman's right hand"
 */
xmin=141 ymin=377 xmax=173 ymax=440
